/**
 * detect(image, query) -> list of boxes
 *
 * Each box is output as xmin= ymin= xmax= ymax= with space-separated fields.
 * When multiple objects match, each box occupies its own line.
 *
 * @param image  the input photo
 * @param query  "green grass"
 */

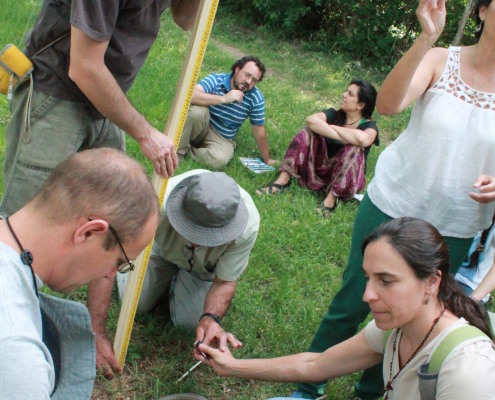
xmin=4 ymin=4 xmax=491 ymax=400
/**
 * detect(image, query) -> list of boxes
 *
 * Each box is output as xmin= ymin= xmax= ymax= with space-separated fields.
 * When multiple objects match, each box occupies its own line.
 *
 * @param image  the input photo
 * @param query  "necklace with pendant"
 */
xmin=384 ymin=308 xmax=445 ymax=399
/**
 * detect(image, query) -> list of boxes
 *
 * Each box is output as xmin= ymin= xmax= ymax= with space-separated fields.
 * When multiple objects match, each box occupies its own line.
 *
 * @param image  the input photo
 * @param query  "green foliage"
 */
xmin=218 ymin=0 xmax=478 ymax=67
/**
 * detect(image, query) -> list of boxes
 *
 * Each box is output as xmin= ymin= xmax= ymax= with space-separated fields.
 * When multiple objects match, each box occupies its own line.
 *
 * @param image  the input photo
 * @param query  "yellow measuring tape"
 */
xmin=113 ymin=0 xmax=220 ymax=367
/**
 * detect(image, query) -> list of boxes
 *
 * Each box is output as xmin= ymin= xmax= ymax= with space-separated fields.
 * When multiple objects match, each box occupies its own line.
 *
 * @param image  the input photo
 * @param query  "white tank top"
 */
xmin=368 ymin=46 xmax=495 ymax=238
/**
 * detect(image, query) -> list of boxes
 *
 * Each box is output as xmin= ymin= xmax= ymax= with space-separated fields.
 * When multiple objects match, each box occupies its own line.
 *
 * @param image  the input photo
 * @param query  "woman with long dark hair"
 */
xmin=295 ymin=0 xmax=495 ymax=398
xmin=257 ymin=80 xmax=379 ymax=216
xmin=195 ymin=218 xmax=495 ymax=400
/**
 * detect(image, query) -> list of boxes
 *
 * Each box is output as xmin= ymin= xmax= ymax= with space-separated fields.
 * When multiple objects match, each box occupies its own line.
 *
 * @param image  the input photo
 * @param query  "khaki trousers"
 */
xmin=177 ymin=105 xmax=235 ymax=169
xmin=116 ymin=241 xmax=213 ymax=330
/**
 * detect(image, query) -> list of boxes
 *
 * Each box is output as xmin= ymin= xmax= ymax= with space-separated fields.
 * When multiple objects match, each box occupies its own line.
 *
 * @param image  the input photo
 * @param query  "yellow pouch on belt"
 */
xmin=0 ymin=44 xmax=33 ymax=95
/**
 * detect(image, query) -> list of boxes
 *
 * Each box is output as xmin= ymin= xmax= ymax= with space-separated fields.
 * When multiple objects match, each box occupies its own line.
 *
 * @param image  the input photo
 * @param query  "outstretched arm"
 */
xmin=68 ymin=27 xmax=177 ymax=178
xmin=376 ymin=0 xmax=447 ymax=115
xmin=195 ymin=329 xmax=382 ymax=383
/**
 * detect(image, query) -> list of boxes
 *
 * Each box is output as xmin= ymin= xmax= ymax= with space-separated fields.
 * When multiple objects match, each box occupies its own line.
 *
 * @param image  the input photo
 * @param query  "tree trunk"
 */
xmin=453 ymin=0 xmax=475 ymax=45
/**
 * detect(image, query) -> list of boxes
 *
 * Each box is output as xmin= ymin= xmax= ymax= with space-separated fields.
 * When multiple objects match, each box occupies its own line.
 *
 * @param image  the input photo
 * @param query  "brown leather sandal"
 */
xmin=255 ymin=181 xmax=291 ymax=195
xmin=315 ymin=200 xmax=338 ymax=217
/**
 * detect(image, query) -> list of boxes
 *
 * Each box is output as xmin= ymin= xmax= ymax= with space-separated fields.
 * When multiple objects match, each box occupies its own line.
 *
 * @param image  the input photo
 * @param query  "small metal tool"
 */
xmin=175 ymin=341 xmax=209 ymax=383
xmin=176 ymin=360 xmax=203 ymax=383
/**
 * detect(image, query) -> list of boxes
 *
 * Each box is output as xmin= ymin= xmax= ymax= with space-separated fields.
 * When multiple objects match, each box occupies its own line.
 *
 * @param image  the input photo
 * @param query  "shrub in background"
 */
xmin=219 ymin=0 xmax=477 ymax=67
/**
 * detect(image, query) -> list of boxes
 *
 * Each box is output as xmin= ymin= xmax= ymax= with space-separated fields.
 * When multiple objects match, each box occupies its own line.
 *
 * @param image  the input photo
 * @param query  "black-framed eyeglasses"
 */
xmin=107 ymin=225 xmax=135 ymax=274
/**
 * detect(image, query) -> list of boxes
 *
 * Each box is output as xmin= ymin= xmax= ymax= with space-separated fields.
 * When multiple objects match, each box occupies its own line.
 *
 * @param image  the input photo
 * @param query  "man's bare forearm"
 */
xmin=203 ymin=278 xmax=237 ymax=318
xmin=87 ymin=275 xmax=115 ymax=334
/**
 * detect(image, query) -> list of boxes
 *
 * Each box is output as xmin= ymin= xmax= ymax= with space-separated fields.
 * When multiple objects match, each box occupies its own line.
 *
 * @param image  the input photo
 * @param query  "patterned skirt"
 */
xmin=280 ymin=127 xmax=366 ymax=200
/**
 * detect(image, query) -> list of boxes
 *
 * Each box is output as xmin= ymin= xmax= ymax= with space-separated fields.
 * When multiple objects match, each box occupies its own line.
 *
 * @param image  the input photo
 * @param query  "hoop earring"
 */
xmin=476 ymin=21 xmax=484 ymax=33
xmin=424 ymin=295 xmax=431 ymax=305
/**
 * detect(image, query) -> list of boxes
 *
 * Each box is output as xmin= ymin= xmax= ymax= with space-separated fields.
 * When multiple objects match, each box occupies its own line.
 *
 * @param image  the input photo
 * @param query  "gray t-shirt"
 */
xmin=25 ymin=0 xmax=170 ymax=105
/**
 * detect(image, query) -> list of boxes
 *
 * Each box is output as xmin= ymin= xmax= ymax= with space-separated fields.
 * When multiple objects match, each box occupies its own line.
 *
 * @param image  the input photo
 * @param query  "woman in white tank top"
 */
xmin=292 ymin=1 xmax=495 ymax=399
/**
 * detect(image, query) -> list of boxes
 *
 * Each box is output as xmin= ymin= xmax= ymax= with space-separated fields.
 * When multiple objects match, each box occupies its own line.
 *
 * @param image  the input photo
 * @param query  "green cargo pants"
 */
xmin=1 ymin=82 xmax=124 ymax=215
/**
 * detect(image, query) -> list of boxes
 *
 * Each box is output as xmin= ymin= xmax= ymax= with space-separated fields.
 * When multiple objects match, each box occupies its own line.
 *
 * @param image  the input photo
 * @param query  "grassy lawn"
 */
xmin=6 ymin=4 xmax=491 ymax=400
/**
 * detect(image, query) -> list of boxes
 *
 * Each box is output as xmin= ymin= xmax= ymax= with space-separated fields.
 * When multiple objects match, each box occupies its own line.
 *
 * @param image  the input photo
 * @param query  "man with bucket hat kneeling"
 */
xmin=90 ymin=169 xmax=260 ymax=377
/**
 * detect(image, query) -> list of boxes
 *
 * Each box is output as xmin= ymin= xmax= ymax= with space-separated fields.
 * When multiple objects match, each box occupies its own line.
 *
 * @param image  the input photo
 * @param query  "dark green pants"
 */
xmin=297 ymin=194 xmax=473 ymax=399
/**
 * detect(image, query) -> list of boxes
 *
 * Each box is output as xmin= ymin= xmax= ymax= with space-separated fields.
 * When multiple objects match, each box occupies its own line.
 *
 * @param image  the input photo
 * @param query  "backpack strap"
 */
xmin=427 ymin=325 xmax=487 ymax=373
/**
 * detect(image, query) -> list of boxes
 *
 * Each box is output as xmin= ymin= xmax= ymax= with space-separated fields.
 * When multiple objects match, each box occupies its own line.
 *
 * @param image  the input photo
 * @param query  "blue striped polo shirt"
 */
xmin=198 ymin=72 xmax=265 ymax=140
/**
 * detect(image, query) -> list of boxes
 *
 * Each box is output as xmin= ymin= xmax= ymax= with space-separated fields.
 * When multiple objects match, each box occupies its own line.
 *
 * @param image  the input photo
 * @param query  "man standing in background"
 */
xmin=1 ymin=0 xmax=200 ymax=216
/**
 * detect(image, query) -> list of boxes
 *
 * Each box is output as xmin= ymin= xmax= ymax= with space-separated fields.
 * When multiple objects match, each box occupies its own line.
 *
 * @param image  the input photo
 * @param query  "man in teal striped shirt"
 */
xmin=178 ymin=56 xmax=277 ymax=169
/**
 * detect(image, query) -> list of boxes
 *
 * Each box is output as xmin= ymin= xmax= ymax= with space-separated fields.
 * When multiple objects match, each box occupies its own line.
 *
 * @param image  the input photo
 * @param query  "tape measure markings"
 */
xmin=114 ymin=0 xmax=220 ymax=367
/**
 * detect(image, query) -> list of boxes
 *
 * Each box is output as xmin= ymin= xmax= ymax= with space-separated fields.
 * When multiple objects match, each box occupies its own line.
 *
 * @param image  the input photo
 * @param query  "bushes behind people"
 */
xmin=218 ymin=0 xmax=477 ymax=67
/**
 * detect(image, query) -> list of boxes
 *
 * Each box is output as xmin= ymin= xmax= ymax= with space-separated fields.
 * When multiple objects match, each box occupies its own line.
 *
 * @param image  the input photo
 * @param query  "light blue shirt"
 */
xmin=0 ymin=240 xmax=95 ymax=399
xmin=455 ymin=224 xmax=495 ymax=303
xmin=0 ymin=242 xmax=54 ymax=399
